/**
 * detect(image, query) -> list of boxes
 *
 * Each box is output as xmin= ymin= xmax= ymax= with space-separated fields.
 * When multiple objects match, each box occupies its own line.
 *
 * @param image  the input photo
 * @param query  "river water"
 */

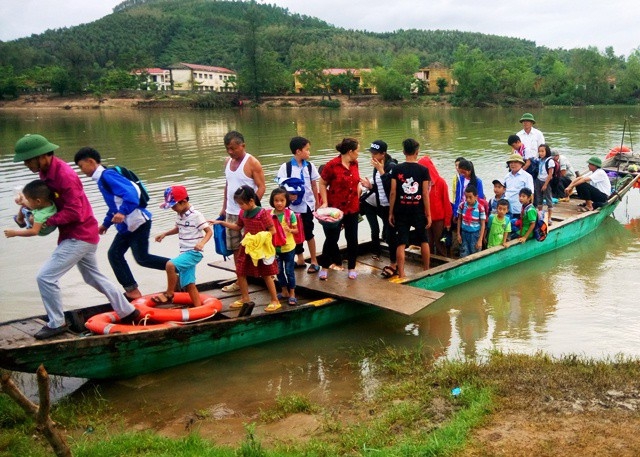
xmin=2 ymin=105 xmax=640 ymax=417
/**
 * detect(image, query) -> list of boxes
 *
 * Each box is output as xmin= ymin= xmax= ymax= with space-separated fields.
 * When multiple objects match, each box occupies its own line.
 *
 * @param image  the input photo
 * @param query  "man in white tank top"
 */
xmin=220 ymin=131 xmax=266 ymax=292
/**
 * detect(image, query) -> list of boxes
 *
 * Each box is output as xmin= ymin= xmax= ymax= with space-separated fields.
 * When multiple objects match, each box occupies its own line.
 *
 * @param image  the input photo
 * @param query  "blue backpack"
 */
xmin=213 ymin=216 xmax=233 ymax=260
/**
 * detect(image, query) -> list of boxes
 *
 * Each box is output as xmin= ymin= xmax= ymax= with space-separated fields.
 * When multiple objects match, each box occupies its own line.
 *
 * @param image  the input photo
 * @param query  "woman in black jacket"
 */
xmin=360 ymin=140 xmax=399 ymax=278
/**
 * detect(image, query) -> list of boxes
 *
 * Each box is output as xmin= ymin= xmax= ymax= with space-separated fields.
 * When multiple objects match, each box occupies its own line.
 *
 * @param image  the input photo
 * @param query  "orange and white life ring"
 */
xmin=85 ymin=311 xmax=179 ymax=335
xmin=132 ymin=292 xmax=222 ymax=322
xmin=605 ymin=146 xmax=631 ymax=160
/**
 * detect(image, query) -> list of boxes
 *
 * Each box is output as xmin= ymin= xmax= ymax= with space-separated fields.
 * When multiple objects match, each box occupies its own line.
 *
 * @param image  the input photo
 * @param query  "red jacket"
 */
xmin=430 ymin=176 xmax=453 ymax=224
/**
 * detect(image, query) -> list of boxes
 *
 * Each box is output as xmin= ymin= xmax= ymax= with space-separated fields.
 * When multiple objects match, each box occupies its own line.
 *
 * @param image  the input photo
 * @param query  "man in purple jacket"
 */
xmin=13 ymin=134 xmax=139 ymax=339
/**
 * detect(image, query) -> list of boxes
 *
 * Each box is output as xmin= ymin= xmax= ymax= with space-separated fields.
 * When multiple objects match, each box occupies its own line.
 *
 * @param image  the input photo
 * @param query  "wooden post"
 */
xmin=0 ymin=365 xmax=72 ymax=457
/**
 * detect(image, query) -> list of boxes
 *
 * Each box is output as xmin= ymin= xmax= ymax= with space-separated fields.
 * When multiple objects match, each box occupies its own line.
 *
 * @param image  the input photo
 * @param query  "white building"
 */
xmin=168 ymin=62 xmax=237 ymax=92
xmin=133 ymin=68 xmax=171 ymax=90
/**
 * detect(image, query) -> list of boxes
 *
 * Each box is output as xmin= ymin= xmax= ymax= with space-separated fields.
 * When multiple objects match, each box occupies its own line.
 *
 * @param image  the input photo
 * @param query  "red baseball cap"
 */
xmin=161 ymin=185 xmax=188 ymax=209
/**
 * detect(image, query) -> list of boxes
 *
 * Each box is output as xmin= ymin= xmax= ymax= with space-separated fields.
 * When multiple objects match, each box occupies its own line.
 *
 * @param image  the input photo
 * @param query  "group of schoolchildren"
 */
xmin=6 ymin=124 xmax=582 ymax=339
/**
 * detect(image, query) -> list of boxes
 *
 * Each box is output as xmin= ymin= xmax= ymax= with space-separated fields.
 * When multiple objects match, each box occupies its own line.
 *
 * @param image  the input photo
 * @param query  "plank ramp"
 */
xmin=209 ymin=259 xmax=443 ymax=316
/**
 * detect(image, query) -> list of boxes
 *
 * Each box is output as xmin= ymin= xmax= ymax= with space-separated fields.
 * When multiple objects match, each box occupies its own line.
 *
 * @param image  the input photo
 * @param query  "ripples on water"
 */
xmin=2 ymin=106 xmax=640 ymax=412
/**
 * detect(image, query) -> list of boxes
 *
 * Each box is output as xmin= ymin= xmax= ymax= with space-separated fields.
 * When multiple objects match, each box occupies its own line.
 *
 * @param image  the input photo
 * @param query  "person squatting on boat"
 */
xmin=11 ymin=134 xmax=139 ymax=340
xmin=563 ymin=156 xmax=610 ymax=212
xmin=74 ymin=147 xmax=170 ymax=301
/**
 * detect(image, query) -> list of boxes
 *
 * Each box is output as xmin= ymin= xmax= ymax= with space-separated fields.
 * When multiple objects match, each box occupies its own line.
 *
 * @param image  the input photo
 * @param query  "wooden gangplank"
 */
xmin=209 ymin=259 xmax=443 ymax=316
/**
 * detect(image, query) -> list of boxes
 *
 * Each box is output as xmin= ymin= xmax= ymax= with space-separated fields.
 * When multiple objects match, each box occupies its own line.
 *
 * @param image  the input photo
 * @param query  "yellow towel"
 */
xmin=241 ymin=232 xmax=276 ymax=266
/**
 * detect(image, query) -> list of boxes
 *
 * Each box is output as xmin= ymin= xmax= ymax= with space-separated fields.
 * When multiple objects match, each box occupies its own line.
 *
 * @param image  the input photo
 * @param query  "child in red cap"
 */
xmin=155 ymin=185 xmax=212 ymax=307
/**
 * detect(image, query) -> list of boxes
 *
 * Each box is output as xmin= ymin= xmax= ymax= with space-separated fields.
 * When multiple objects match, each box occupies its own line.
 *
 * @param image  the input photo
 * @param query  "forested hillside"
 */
xmin=0 ymin=0 xmax=638 ymax=106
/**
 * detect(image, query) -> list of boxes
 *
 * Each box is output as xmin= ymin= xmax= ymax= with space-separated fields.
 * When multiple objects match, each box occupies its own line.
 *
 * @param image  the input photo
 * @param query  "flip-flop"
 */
xmin=329 ymin=263 xmax=344 ymax=271
xmin=151 ymin=292 xmax=173 ymax=305
xmin=577 ymin=206 xmax=592 ymax=212
xmin=381 ymin=265 xmax=397 ymax=278
xmin=307 ymin=264 xmax=320 ymax=274
xmin=348 ymin=270 xmax=358 ymax=280
xmin=577 ymin=202 xmax=587 ymax=207
xmin=318 ymin=269 xmax=328 ymax=280
xmin=288 ymin=297 xmax=298 ymax=306
xmin=265 ymin=302 xmax=282 ymax=312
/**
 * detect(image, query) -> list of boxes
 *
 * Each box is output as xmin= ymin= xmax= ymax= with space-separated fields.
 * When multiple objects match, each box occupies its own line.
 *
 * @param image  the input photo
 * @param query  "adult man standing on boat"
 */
xmin=504 ymin=153 xmax=534 ymax=214
xmin=13 ymin=134 xmax=139 ymax=340
xmin=517 ymin=113 xmax=545 ymax=155
xmin=220 ymin=131 xmax=266 ymax=293
xmin=564 ymin=156 xmax=610 ymax=212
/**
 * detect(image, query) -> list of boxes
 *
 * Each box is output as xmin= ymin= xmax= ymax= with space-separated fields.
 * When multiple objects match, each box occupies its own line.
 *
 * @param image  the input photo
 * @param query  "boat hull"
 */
xmin=409 ymin=198 xmax=618 ymax=292
xmin=1 ymin=299 xmax=375 ymax=379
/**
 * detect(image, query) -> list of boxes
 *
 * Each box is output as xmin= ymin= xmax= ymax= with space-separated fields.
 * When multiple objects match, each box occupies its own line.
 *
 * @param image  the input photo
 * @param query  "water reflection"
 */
xmin=3 ymin=107 xmax=640 ymax=413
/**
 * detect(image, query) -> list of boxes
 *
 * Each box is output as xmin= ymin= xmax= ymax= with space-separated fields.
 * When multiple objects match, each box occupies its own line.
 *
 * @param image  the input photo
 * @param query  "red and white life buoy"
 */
xmin=85 ymin=311 xmax=179 ymax=335
xmin=132 ymin=292 xmax=222 ymax=322
xmin=605 ymin=146 xmax=632 ymax=160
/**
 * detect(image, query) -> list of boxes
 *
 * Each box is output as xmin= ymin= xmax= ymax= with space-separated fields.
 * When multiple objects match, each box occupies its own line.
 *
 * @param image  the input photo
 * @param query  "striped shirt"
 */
xmin=457 ymin=200 xmax=486 ymax=232
xmin=176 ymin=206 xmax=208 ymax=252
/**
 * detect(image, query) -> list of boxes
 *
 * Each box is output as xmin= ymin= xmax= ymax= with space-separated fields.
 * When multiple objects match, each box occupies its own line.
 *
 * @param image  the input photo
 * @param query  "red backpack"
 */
xmin=285 ymin=208 xmax=305 ymax=245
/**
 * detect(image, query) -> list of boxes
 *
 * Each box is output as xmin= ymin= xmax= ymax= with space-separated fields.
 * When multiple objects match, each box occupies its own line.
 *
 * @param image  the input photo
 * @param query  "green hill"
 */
xmin=0 ymin=0 xmax=637 ymax=106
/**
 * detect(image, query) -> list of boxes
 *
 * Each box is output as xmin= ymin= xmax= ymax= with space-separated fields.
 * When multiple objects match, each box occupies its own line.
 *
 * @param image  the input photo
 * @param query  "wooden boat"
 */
xmin=1 ymin=164 xmax=637 ymax=380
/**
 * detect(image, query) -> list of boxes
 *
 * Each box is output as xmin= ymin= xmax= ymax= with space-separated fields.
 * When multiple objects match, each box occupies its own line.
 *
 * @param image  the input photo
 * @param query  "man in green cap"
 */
xmin=12 ymin=134 xmax=139 ymax=339
xmin=564 ymin=156 xmax=610 ymax=212
xmin=517 ymin=113 xmax=545 ymax=155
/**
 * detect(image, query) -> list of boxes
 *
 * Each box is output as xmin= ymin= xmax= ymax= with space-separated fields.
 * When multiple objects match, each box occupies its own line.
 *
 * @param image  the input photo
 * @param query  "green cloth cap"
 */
xmin=587 ymin=156 xmax=602 ymax=168
xmin=13 ymin=134 xmax=59 ymax=162
xmin=519 ymin=113 xmax=536 ymax=123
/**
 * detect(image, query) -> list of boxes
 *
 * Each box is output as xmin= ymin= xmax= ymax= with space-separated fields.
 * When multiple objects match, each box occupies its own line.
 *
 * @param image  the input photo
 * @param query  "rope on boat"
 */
xmin=134 ymin=311 xmax=218 ymax=326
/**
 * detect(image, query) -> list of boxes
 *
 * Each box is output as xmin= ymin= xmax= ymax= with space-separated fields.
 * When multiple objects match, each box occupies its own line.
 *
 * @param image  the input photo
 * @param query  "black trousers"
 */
xmin=321 ymin=212 xmax=359 ymax=270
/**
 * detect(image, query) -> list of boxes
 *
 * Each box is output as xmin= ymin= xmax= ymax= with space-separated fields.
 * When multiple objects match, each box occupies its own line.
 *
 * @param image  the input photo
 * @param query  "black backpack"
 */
xmin=99 ymin=166 xmax=150 ymax=208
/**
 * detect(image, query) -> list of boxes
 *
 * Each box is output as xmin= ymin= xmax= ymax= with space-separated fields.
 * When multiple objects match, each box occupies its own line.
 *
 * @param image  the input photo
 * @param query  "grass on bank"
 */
xmin=2 ymin=348 xmax=640 ymax=456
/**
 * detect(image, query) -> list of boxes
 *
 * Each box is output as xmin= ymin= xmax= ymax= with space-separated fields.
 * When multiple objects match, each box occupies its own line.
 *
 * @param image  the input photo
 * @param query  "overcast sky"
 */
xmin=1 ymin=0 xmax=638 ymax=57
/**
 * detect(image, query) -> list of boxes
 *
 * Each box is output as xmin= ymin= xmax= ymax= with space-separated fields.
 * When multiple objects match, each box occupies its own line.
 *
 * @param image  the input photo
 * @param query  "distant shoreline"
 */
xmin=0 ymin=93 xmax=455 ymax=110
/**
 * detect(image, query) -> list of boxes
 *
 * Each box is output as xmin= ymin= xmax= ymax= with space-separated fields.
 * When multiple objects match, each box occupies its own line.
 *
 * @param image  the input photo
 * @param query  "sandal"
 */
xmin=288 ymin=297 xmax=298 ymax=306
xmin=277 ymin=293 xmax=289 ymax=300
xmin=151 ymin=292 xmax=174 ymax=305
xmin=371 ymin=254 xmax=381 ymax=261
xmin=329 ymin=263 xmax=344 ymax=271
xmin=381 ymin=265 xmax=397 ymax=278
xmin=577 ymin=206 xmax=592 ymax=213
xmin=318 ymin=269 xmax=328 ymax=280
xmin=230 ymin=299 xmax=246 ymax=309
xmin=222 ymin=282 xmax=240 ymax=293
xmin=348 ymin=270 xmax=358 ymax=280
xmin=307 ymin=264 xmax=320 ymax=274
xmin=265 ymin=302 xmax=282 ymax=312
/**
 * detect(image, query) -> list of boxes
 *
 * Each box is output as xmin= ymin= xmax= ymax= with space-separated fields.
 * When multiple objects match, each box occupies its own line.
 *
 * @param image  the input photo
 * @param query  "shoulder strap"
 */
xmin=286 ymin=160 xmax=311 ymax=179
xmin=286 ymin=161 xmax=292 ymax=178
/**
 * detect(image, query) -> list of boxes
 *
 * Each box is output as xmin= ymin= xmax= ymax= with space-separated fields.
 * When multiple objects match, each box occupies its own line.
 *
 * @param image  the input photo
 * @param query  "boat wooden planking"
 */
xmin=210 ymin=258 xmax=443 ymax=316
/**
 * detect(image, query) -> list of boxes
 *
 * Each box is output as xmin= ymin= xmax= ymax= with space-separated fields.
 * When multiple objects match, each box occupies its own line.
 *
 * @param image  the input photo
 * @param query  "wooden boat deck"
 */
xmin=209 ymin=256 xmax=443 ymax=316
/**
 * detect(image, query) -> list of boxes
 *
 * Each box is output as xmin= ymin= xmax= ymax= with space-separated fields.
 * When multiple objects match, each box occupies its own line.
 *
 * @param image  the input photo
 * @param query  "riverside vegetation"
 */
xmin=0 ymin=0 xmax=639 ymax=106
xmin=2 ymin=348 xmax=640 ymax=456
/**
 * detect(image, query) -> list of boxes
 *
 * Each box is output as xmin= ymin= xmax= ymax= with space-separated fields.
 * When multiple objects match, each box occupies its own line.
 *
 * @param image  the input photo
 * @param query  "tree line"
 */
xmin=0 ymin=0 xmax=638 ymax=106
